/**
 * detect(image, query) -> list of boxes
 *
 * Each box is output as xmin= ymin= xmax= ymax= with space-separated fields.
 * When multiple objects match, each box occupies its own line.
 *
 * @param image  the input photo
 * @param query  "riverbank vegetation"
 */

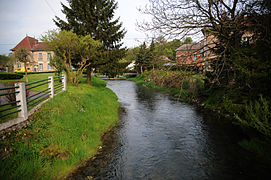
xmin=130 ymin=70 xmax=204 ymax=100
xmin=130 ymin=0 xmax=271 ymax=158
xmin=0 ymin=76 xmax=120 ymax=179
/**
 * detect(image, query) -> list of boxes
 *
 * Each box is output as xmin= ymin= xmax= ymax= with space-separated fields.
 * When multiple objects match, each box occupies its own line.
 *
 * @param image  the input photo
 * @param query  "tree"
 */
xmin=100 ymin=59 xmax=129 ymax=78
xmin=0 ymin=55 xmax=9 ymax=66
xmin=138 ymin=0 xmax=271 ymax=94
xmin=0 ymin=54 xmax=13 ymax=72
xmin=149 ymin=39 xmax=156 ymax=69
xmin=183 ymin=37 xmax=192 ymax=44
xmin=124 ymin=48 xmax=139 ymax=63
xmin=42 ymin=30 xmax=101 ymax=86
xmin=135 ymin=42 xmax=152 ymax=74
xmin=13 ymin=48 xmax=32 ymax=83
xmin=54 ymin=0 xmax=126 ymax=84
xmin=49 ymin=55 xmax=64 ymax=76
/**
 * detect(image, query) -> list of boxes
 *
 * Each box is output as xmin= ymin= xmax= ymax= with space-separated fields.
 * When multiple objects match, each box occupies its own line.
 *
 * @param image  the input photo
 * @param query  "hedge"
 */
xmin=15 ymin=71 xmax=59 ymax=75
xmin=0 ymin=72 xmax=24 ymax=80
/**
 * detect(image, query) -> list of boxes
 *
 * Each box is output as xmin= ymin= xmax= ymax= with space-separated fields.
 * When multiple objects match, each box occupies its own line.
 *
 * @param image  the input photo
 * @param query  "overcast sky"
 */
xmin=0 ymin=0 xmax=150 ymax=55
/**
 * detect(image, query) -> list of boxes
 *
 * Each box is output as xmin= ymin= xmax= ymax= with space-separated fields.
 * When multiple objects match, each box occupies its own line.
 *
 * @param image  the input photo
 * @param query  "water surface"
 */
xmin=71 ymin=80 xmax=270 ymax=179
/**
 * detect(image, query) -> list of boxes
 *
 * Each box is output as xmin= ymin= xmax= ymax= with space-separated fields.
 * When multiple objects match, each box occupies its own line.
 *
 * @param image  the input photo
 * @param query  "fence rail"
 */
xmin=0 ymin=74 xmax=67 ymax=131
xmin=0 ymin=86 xmax=20 ymax=119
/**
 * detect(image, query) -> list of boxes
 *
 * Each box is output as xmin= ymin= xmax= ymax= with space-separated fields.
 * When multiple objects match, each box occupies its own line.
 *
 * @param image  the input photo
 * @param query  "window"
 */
xmin=181 ymin=55 xmax=185 ymax=62
xmin=242 ymin=37 xmax=251 ymax=45
xmin=200 ymin=49 xmax=205 ymax=57
xmin=193 ymin=54 xmax=197 ymax=61
xmin=47 ymin=53 xmax=51 ymax=60
xmin=17 ymin=64 xmax=21 ymax=68
xmin=39 ymin=53 xmax=43 ymax=60
xmin=48 ymin=63 xmax=52 ymax=70
xmin=39 ymin=63 xmax=43 ymax=71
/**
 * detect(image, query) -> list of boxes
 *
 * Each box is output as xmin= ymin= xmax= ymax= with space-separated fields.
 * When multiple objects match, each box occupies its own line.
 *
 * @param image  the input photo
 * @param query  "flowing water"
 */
xmin=70 ymin=80 xmax=270 ymax=180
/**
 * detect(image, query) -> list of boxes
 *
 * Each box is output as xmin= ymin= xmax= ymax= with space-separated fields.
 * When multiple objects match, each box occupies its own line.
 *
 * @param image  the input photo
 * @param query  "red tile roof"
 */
xmin=10 ymin=36 xmax=47 ymax=51
xmin=176 ymin=43 xmax=203 ymax=51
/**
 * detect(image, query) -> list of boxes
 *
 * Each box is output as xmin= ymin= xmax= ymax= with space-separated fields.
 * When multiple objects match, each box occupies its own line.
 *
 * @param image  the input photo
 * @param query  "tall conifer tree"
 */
xmin=54 ymin=0 xmax=126 ymax=82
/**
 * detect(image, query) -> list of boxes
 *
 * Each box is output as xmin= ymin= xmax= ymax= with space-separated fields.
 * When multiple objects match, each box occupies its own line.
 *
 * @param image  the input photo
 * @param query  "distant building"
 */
xmin=176 ymin=15 xmax=256 ymax=71
xmin=176 ymin=26 xmax=219 ymax=71
xmin=127 ymin=60 xmax=136 ymax=70
xmin=176 ymin=42 xmax=205 ymax=69
xmin=10 ymin=36 xmax=54 ymax=72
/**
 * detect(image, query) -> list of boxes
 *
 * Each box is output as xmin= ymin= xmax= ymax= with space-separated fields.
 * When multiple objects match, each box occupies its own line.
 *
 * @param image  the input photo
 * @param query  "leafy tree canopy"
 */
xmin=13 ymin=48 xmax=33 ymax=83
xmin=42 ymin=30 xmax=101 ymax=86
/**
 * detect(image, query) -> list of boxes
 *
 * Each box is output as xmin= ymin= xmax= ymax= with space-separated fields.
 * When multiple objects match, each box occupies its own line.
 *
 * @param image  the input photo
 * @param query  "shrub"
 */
xmin=15 ymin=71 xmax=58 ymax=75
xmin=182 ymin=80 xmax=190 ymax=90
xmin=235 ymin=95 xmax=271 ymax=138
xmin=0 ymin=72 xmax=23 ymax=80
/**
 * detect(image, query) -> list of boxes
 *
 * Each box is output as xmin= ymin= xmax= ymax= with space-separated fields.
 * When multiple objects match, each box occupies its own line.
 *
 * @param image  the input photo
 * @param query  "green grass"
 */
xmin=0 ymin=73 xmax=55 ymax=84
xmin=0 ymin=72 xmax=57 ymax=93
xmin=0 ymin=76 xmax=120 ymax=179
xmin=0 ymin=104 xmax=19 ymax=124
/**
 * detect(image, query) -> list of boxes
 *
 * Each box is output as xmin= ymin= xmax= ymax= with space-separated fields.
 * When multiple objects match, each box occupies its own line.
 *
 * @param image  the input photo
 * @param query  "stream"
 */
xmin=70 ymin=80 xmax=270 ymax=180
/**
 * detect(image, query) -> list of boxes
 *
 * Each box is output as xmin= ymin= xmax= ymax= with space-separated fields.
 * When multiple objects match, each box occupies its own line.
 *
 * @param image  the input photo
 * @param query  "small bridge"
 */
xmin=124 ymin=73 xmax=138 ymax=77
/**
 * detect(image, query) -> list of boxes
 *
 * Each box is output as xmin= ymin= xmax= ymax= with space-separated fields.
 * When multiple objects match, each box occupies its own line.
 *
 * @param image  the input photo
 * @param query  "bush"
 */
xmin=235 ymin=95 xmax=271 ymax=138
xmin=182 ymin=80 xmax=190 ymax=90
xmin=15 ymin=71 xmax=58 ymax=75
xmin=0 ymin=72 xmax=23 ymax=80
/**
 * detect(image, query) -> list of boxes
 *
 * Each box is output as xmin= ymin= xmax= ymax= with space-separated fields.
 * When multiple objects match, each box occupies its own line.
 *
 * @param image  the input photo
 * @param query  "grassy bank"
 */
xmin=0 ymin=72 xmax=55 ymax=84
xmin=0 ymin=76 xmax=120 ymax=179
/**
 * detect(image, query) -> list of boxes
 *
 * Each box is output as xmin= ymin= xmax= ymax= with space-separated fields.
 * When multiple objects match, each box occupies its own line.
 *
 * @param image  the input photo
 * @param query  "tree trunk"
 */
xmin=86 ymin=66 xmax=92 ymax=84
xmin=140 ymin=66 xmax=143 ymax=74
xmin=24 ymin=62 xmax=28 ymax=83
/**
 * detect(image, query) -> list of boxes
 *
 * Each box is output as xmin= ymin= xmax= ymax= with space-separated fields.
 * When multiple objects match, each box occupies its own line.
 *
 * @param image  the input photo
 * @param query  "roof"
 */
xmin=10 ymin=36 xmax=47 ymax=51
xmin=176 ymin=43 xmax=203 ymax=51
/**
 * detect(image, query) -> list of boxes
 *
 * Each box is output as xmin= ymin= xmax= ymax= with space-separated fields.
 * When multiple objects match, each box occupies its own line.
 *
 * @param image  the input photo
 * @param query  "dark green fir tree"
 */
xmin=135 ymin=42 xmax=152 ymax=74
xmin=54 ymin=0 xmax=126 ymax=82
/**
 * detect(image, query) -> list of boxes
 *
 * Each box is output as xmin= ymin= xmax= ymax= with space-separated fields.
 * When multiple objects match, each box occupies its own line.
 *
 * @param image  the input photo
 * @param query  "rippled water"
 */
xmin=71 ymin=80 xmax=270 ymax=180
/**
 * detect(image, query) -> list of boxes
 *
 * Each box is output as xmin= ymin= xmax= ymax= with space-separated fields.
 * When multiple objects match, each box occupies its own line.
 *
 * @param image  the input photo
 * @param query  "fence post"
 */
xmin=48 ymin=76 xmax=54 ymax=98
xmin=15 ymin=83 xmax=28 ymax=120
xmin=62 ymin=74 xmax=67 ymax=91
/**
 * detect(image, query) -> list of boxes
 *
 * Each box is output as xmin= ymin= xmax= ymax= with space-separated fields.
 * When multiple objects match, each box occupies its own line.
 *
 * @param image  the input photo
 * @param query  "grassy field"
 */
xmin=0 ymin=72 xmax=57 ymax=92
xmin=0 ymin=72 xmax=56 ymax=83
xmin=0 ymin=76 xmax=120 ymax=179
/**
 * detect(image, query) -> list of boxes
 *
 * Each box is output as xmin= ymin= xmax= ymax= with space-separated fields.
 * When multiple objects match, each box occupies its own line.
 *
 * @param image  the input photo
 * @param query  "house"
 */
xmin=176 ymin=15 xmax=256 ymax=71
xmin=10 ymin=36 xmax=54 ymax=72
xmin=176 ymin=42 xmax=206 ymax=69
xmin=126 ymin=60 xmax=136 ymax=70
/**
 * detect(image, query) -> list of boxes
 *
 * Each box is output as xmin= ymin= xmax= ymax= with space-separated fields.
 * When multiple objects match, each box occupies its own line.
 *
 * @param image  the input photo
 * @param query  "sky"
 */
xmin=0 ymin=0 xmax=151 ymax=55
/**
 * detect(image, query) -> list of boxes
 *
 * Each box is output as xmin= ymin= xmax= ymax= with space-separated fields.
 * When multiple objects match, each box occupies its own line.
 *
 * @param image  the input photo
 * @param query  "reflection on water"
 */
xmin=71 ymin=80 xmax=270 ymax=180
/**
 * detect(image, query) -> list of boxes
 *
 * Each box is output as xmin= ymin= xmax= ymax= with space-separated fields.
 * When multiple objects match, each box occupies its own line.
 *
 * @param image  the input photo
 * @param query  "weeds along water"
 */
xmin=0 ymin=76 xmax=120 ymax=179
